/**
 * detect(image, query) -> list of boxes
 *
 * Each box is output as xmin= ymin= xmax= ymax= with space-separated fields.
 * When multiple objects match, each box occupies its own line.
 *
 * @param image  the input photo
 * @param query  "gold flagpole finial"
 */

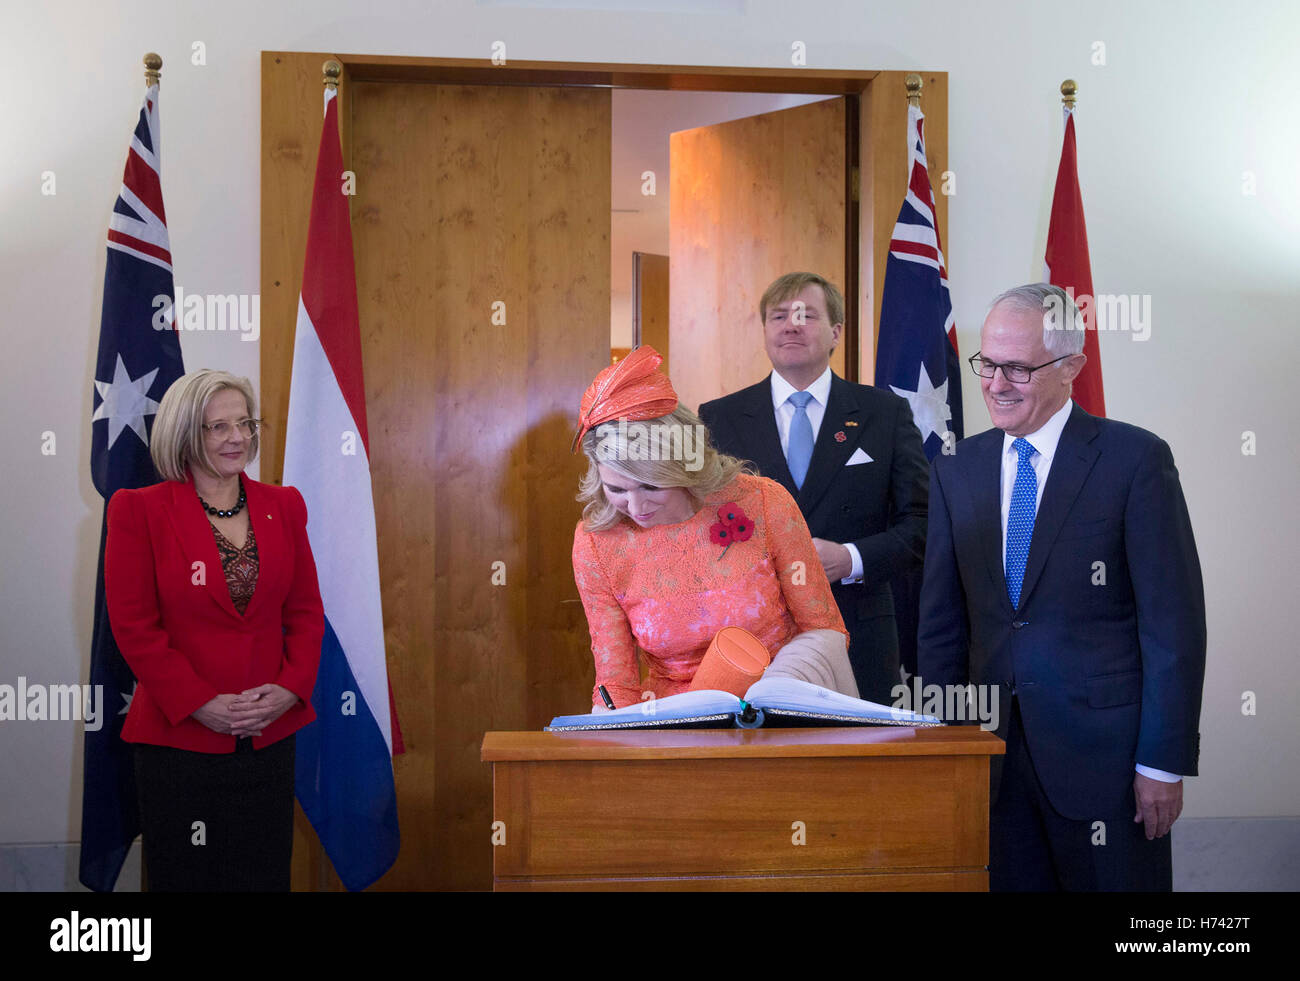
xmin=1061 ymin=79 xmax=1078 ymax=109
xmin=905 ymin=72 xmax=922 ymax=107
xmin=144 ymin=53 xmax=162 ymax=87
xmin=323 ymin=59 xmax=342 ymax=89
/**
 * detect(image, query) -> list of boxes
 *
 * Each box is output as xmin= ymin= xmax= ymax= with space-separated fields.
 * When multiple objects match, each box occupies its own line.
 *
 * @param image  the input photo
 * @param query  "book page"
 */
xmin=547 ymin=689 xmax=741 ymax=729
xmin=744 ymin=677 xmax=940 ymax=724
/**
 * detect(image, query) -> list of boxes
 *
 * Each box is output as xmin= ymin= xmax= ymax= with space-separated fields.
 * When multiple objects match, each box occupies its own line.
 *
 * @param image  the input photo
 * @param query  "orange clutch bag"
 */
xmin=687 ymin=626 xmax=772 ymax=698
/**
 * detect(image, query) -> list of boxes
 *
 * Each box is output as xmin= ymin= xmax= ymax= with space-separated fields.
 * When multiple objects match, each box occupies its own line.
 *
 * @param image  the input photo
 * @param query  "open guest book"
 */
xmin=545 ymin=677 xmax=943 ymax=731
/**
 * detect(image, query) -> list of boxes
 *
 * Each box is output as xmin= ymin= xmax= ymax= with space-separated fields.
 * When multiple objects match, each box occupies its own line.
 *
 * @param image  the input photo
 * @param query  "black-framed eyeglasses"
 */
xmin=202 ymin=418 xmax=261 ymax=439
xmin=968 ymin=352 xmax=1072 ymax=384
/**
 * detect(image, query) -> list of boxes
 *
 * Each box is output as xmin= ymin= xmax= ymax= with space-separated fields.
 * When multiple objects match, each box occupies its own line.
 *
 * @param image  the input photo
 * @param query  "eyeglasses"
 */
xmin=202 ymin=418 xmax=261 ymax=439
xmin=968 ymin=352 xmax=1072 ymax=384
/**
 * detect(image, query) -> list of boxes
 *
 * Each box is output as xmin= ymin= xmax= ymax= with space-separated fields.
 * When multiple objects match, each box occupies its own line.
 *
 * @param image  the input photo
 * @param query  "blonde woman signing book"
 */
xmin=571 ymin=346 xmax=858 ymax=711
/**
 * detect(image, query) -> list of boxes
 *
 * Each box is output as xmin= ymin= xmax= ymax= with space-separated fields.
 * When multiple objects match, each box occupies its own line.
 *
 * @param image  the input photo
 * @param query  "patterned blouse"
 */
xmin=211 ymin=522 xmax=259 ymax=615
xmin=572 ymin=472 xmax=847 ymax=709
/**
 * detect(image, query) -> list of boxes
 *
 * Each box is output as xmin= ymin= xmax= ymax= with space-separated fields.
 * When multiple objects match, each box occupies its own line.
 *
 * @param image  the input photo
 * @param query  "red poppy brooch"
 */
xmin=709 ymin=502 xmax=754 ymax=560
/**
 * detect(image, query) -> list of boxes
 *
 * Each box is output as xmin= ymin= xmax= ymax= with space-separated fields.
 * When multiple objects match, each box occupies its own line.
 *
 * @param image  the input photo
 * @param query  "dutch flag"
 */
xmin=283 ymin=83 xmax=400 ymax=891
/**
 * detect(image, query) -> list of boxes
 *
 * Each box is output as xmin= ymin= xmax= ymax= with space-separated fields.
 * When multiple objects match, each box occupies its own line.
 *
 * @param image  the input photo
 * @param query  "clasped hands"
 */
xmin=192 ymin=684 xmax=298 ymax=738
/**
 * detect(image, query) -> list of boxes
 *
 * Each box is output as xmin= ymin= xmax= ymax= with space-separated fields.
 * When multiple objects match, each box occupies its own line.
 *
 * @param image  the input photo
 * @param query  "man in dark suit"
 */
xmin=699 ymin=272 xmax=929 ymax=703
xmin=918 ymin=283 xmax=1205 ymax=891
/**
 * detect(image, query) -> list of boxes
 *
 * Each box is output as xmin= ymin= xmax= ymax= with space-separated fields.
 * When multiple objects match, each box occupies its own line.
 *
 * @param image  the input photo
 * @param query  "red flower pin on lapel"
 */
xmin=711 ymin=502 xmax=753 ymax=560
xmin=834 ymin=431 xmax=847 ymax=442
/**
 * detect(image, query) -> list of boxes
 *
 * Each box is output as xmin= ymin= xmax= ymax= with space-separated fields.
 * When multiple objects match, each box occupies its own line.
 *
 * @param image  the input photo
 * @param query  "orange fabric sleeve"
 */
xmin=571 ymin=522 xmax=643 ymax=709
xmin=759 ymin=479 xmax=850 ymax=642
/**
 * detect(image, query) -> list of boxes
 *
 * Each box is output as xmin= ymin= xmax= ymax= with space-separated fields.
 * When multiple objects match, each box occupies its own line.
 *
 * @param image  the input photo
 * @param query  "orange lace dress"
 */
xmin=572 ymin=472 xmax=848 ymax=708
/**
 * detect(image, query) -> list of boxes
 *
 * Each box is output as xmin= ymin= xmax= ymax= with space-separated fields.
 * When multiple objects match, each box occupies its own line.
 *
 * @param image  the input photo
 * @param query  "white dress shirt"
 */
xmin=999 ymin=398 xmax=1073 ymax=573
xmin=997 ymin=398 xmax=1179 ymax=784
xmin=769 ymin=368 xmax=864 ymax=584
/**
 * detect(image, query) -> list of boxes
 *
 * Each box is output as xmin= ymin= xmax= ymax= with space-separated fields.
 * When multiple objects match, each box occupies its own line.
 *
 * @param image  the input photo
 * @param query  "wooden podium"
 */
xmin=481 ymin=726 xmax=1004 ymax=890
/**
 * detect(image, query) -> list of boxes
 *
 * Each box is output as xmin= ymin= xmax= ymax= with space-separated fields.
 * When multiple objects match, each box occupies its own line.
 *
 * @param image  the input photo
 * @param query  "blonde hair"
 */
xmin=150 ymin=369 xmax=260 ymax=482
xmin=577 ymin=404 xmax=748 ymax=532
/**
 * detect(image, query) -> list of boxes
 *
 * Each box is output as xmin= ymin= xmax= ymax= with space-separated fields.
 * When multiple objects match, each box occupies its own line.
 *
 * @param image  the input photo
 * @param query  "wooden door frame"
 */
xmin=263 ymin=53 xmax=948 ymax=479
xmin=260 ymin=53 xmax=947 ymax=891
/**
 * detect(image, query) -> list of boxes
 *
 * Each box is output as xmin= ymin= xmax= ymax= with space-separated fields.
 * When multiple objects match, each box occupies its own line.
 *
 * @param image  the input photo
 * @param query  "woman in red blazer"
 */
xmin=105 ymin=369 xmax=323 ymax=891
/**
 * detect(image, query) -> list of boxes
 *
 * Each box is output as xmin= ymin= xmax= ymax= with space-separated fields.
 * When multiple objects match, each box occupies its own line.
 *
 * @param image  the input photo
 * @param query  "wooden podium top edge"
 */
xmin=481 ymin=726 xmax=1005 ymax=762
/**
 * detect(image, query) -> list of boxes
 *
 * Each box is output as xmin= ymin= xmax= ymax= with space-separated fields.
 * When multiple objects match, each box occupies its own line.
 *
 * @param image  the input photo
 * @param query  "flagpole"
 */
xmin=80 ymin=47 xmax=185 ymax=892
xmin=308 ymin=54 xmax=347 ymax=895
xmin=1061 ymin=78 xmax=1077 ymax=111
xmin=289 ymin=48 xmax=400 ymax=892
xmin=139 ymin=50 xmax=163 ymax=897
xmin=874 ymin=65 xmax=962 ymax=692
xmin=904 ymin=73 xmax=921 ymax=178
xmin=905 ymin=72 xmax=921 ymax=106
xmin=1046 ymin=76 xmax=1106 ymax=416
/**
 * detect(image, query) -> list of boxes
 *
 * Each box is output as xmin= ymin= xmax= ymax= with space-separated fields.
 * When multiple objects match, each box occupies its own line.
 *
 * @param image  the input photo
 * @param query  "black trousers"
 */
xmin=134 ymin=734 xmax=296 ymax=892
xmin=990 ymin=697 xmax=1172 ymax=892
xmin=845 ymin=615 xmax=901 ymax=704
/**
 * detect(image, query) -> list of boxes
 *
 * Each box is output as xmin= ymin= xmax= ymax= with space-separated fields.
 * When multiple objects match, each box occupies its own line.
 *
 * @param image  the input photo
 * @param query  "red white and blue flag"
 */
xmin=874 ymin=99 xmax=963 ymax=679
xmin=1045 ymin=105 xmax=1106 ymax=417
xmin=80 ymin=82 xmax=185 ymax=891
xmin=283 ymin=84 xmax=400 ymax=891
xmin=874 ymin=101 xmax=963 ymax=458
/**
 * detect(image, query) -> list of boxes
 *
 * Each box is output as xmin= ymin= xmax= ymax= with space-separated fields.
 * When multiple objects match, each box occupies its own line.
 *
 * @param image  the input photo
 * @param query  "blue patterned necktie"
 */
xmin=1005 ymin=437 xmax=1038 ymax=609
xmin=786 ymin=391 xmax=814 ymax=490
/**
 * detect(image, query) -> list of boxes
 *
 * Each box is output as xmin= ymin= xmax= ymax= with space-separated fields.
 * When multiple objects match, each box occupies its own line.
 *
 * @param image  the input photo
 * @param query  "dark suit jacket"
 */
xmin=699 ymin=373 xmax=929 ymax=669
xmin=918 ymin=403 xmax=1206 ymax=820
xmin=105 ymin=472 xmax=325 ymax=753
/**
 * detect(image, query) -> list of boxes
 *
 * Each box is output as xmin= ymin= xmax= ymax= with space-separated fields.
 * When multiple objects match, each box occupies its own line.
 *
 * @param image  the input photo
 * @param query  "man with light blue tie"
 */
xmin=918 ymin=283 xmax=1206 ymax=890
xmin=700 ymin=272 xmax=929 ymax=703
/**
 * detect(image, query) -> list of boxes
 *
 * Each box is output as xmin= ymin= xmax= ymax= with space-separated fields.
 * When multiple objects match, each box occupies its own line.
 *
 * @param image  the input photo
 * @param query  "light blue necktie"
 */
xmin=786 ymin=391 xmax=814 ymax=490
xmin=1005 ymin=437 xmax=1038 ymax=609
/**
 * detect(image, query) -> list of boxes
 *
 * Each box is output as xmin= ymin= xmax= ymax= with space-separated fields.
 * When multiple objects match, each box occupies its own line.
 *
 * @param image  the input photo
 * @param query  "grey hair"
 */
xmin=990 ymin=282 xmax=1085 ymax=358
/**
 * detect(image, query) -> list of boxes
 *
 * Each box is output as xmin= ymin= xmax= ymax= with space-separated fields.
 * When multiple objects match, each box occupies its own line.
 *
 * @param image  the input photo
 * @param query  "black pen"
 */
xmin=598 ymin=685 xmax=616 ymax=711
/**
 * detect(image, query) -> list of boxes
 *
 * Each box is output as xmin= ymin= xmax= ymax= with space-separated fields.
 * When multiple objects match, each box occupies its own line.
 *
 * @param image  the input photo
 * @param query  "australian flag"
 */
xmin=875 ymin=100 xmax=962 ymax=677
xmin=79 ymin=81 xmax=184 ymax=891
xmin=875 ymin=101 xmax=963 ymax=456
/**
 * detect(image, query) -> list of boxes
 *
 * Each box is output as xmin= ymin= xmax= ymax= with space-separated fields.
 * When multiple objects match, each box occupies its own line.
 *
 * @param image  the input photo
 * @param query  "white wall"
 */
xmin=2 ymin=0 xmax=1296 ymax=849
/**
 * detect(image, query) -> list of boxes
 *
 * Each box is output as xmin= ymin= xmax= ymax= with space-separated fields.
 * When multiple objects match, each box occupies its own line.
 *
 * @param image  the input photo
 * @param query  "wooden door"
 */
xmin=669 ymin=98 xmax=849 ymax=411
xmin=633 ymin=251 xmax=670 ymax=371
xmin=351 ymin=82 xmax=608 ymax=890
xmin=263 ymin=55 xmax=609 ymax=891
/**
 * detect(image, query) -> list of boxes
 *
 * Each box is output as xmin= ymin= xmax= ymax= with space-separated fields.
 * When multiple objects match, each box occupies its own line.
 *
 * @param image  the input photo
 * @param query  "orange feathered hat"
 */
xmin=571 ymin=345 xmax=678 ymax=452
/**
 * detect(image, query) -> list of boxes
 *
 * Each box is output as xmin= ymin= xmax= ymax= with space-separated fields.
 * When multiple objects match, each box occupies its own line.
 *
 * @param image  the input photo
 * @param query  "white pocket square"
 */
xmin=845 ymin=448 xmax=873 ymax=466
